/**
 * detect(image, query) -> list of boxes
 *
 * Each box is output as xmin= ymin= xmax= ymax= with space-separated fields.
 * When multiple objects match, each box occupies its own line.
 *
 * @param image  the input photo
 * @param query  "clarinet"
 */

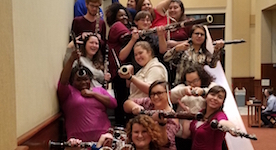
xmin=140 ymin=110 xmax=204 ymax=120
xmin=213 ymin=39 xmax=246 ymax=45
xmin=210 ymin=120 xmax=257 ymax=140
xmin=103 ymin=44 xmax=109 ymax=89
xmin=49 ymin=140 xmax=96 ymax=149
xmin=121 ymin=15 xmax=213 ymax=39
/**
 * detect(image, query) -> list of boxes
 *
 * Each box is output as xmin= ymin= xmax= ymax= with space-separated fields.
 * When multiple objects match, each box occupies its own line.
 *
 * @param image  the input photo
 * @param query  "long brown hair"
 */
xmin=81 ymin=34 xmax=104 ymax=70
xmin=136 ymin=0 xmax=156 ymax=20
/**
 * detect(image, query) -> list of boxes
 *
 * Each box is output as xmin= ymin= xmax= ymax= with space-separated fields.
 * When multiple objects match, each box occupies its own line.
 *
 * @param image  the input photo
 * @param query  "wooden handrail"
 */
xmin=17 ymin=112 xmax=62 ymax=145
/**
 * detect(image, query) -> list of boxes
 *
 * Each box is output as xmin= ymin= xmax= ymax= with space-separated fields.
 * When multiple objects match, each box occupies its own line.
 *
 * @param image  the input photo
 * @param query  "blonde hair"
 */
xmin=134 ymin=41 xmax=154 ymax=57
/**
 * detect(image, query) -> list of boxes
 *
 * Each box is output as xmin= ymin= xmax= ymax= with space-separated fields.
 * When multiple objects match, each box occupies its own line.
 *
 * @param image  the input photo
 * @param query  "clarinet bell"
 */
xmin=77 ymin=68 xmax=87 ymax=77
xmin=119 ymin=65 xmax=129 ymax=75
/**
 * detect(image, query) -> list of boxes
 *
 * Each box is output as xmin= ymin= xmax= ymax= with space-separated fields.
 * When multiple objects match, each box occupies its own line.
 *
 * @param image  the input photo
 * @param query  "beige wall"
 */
xmin=1 ymin=0 xmax=74 ymax=148
xmin=12 ymin=0 xmax=74 ymax=137
xmin=255 ymin=0 xmax=276 ymax=79
xmin=0 ymin=1 xmax=17 ymax=149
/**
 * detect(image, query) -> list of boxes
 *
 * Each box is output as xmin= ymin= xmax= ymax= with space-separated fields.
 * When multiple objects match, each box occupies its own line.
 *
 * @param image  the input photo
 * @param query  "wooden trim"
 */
xmin=15 ymin=146 xmax=29 ymax=150
xmin=17 ymin=113 xmax=62 ymax=145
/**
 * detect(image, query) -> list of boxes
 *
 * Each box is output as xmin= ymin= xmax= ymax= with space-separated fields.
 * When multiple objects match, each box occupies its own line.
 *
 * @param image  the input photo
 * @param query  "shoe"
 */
xmin=269 ymin=124 xmax=274 ymax=128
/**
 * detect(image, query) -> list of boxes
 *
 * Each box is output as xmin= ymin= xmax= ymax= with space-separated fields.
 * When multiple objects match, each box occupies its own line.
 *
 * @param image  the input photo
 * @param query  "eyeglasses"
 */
xmin=193 ymin=32 xmax=205 ymax=37
xmin=150 ymin=91 xmax=167 ymax=98
xmin=185 ymin=78 xmax=200 ymax=85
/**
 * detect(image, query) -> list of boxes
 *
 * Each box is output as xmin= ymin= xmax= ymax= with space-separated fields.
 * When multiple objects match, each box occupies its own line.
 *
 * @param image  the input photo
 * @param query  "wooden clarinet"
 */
xmin=210 ymin=120 xmax=257 ymax=140
xmin=70 ymin=31 xmax=86 ymax=77
xmin=121 ymin=15 xmax=213 ymax=39
xmin=213 ymin=39 xmax=246 ymax=45
xmin=140 ymin=110 xmax=204 ymax=121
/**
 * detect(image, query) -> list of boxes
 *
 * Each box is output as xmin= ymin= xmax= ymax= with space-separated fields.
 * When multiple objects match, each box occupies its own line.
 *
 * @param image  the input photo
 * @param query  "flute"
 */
xmin=122 ymin=15 xmax=213 ymax=39
xmin=213 ymin=39 xmax=246 ymax=45
xmin=140 ymin=110 xmax=203 ymax=120
xmin=210 ymin=120 xmax=257 ymax=140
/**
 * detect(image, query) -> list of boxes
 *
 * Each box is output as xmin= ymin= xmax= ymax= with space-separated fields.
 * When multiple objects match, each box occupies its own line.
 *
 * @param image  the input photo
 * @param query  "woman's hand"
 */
xmin=97 ymin=133 xmax=114 ymax=148
xmin=191 ymin=87 xmax=205 ymax=96
xmin=81 ymin=89 xmax=94 ymax=97
xmin=67 ymin=138 xmax=82 ymax=147
xmin=175 ymin=40 xmax=190 ymax=52
xmin=214 ymin=39 xmax=224 ymax=51
xmin=118 ymin=65 xmax=133 ymax=80
xmin=156 ymin=26 xmax=166 ymax=37
xmin=132 ymin=105 xmax=144 ymax=115
xmin=68 ymin=35 xmax=83 ymax=48
xmin=131 ymin=29 xmax=140 ymax=41
xmin=69 ymin=49 xmax=81 ymax=62
xmin=183 ymin=86 xmax=192 ymax=96
xmin=104 ymin=73 xmax=111 ymax=81
xmin=152 ymin=111 xmax=168 ymax=126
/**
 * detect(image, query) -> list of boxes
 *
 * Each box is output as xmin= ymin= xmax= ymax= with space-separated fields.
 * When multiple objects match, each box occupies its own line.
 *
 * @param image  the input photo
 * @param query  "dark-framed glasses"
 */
xmin=150 ymin=91 xmax=167 ymax=98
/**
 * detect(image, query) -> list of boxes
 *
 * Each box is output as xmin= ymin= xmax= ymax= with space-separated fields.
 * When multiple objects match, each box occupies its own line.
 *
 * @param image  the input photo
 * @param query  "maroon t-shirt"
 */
xmin=107 ymin=21 xmax=130 ymax=79
xmin=190 ymin=111 xmax=227 ymax=150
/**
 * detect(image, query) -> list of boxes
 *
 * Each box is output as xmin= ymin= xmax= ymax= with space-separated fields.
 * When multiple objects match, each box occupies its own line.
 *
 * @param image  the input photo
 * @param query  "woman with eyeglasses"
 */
xmin=170 ymin=64 xmax=216 ymax=150
xmin=123 ymin=80 xmax=179 ymax=150
xmin=164 ymin=24 xmax=224 ymax=86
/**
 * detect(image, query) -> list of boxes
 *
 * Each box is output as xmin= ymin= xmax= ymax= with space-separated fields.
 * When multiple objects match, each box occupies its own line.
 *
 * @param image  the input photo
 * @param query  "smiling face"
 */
xmin=206 ymin=91 xmax=226 ymax=110
xmin=149 ymin=84 xmax=168 ymax=109
xmin=168 ymin=2 xmax=183 ymax=21
xmin=141 ymin=0 xmax=152 ymax=11
xmin=134 ymin=45 xmax=152 ymax=67
xmin=127 ymin=0 xmax=136 ymax=9
xmin=185 ymin=71 xmax=202 ymax=88
xmin=116 ymin=9 xmax=129 ymax=25
xmin=72 ymin=74 xmax=91 ymax=91
xmin=85 ymin=36 xmax=99 ymax=58
xmin=134 ymin=15 xmax=152 ymax=30
xmin=191 ymin=27 xmax=206 ymax=46
xmin=131 ymin=123 xmax=152 ymax=149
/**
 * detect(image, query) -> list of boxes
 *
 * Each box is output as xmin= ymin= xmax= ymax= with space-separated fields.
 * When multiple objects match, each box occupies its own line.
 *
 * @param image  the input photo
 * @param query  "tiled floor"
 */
xmin=238 ymin=106 xmax=248 ymax=115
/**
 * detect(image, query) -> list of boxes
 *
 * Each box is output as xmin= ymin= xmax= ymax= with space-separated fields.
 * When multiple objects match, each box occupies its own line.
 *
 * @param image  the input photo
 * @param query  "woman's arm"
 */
xmin=157 ymin=26 xmax=167 ymax=54
xmin=60 ymin=50 xmax=80 ymax=85
xmin=81 ymin=89 xmax=117 ymax=108
xmin=119 ymin=29 xmax=139 ymax=61
xmin=170 ymin=84 xmax=191 ymax=103
xmin=155 ymin=0 xmax=172 ymax=16
xmin=123 ymin=99 xmax=145 ymax=114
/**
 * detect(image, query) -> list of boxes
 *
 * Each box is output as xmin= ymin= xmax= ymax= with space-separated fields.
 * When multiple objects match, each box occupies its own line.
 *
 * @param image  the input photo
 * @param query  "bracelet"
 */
xmin=128 ymin=75 xmax=132 ymax=80
xmin=158 ymin=122 xmax=167 ymax=126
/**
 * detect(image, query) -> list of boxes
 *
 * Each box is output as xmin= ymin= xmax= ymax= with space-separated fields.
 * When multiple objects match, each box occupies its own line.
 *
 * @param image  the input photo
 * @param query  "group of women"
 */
xmin=57 ymin=0 xmax=239 ymax=150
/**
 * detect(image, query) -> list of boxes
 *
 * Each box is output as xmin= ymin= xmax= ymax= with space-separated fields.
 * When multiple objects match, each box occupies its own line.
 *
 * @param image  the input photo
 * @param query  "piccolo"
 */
xmin=122 ymin=15 xmax=213 ymax=39
xmin=140 ymin=110 xmax=204 ymax=120
xmin=210 ymin=120 xmax=257 ymax=140
xmin=213 ymin=39 xmax=246 ymax=45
